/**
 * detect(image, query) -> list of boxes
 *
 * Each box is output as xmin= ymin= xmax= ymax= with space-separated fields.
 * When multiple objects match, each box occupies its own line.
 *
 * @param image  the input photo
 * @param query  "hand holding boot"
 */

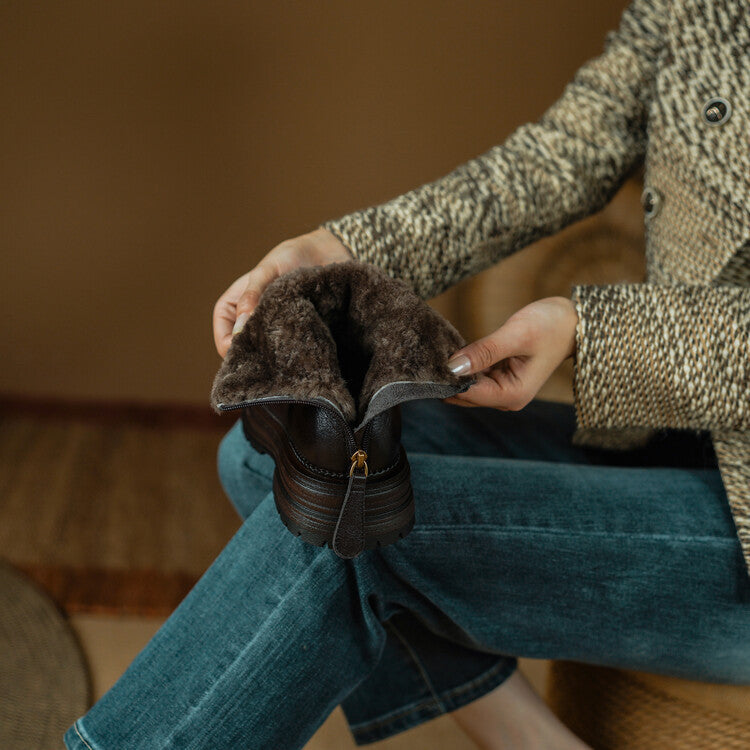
xmin=212 ymin=227 xmax=352 ymax=357
xmin=445 ymin=297 xmax=578 ymax=411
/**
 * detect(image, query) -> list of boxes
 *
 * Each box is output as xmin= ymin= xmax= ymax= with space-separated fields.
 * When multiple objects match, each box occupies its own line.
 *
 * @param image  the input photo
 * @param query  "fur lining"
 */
xmin=210 ymin=261 xmax=473 ymax=424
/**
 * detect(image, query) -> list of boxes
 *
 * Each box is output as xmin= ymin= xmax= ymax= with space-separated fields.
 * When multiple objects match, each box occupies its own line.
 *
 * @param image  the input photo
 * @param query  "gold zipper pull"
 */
xmin=349 ymin=449 xmax=368 ymax=477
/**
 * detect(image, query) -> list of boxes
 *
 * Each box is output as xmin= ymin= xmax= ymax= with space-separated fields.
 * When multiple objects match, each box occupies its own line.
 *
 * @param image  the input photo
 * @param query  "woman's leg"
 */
xmin=397 ymin=397 xmax=718 ymax=469
xmin=451 ymin=670 xmax=589 ymax=750
xmin=213 ymin=398 xmax=602 ymax=743
xmin=341 ymin=398 xmax=722 ymax=746
xmin=215 ymin=411 xmax=524 ymax=745
xmin=66 ymin=496 xmax=384 ymax=750
xmin=64 ymin=401 xmax=750 ymax=750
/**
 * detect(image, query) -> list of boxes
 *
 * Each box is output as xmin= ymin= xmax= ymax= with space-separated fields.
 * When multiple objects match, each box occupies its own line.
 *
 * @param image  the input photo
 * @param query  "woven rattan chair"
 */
xmin=546 ymin=661 xmax=750 ymax=749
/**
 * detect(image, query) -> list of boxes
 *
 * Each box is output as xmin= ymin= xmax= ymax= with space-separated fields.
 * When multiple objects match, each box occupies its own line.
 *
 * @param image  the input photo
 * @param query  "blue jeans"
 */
xmin=65 ymin=399 xmax=750 ymax=749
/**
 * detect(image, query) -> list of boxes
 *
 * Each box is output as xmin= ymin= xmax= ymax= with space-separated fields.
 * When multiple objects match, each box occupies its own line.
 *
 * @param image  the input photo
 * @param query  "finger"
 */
xmin=442 ymin=396 xmax=476 ymax=407
xmin=237 ymin=263 xmax=277 ymax=316
xmin=450 ymin=372 xmax=525 ymax=409
xmin=446 ymin=321 xmax=531 ymax=376
xmin=451 ymin=379 xmax=509 ymax=408
xmin=213 ymin=301 xmax=235 ymax=358
xmin=230 ymin=264 xmax=280 ymax=338
xmin=212 ymin=274 xmax=251 ymax=358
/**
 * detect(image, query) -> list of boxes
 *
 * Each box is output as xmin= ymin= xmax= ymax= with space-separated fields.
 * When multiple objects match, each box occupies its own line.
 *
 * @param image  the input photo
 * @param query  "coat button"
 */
xmin=641 ymin=186 xmax=661 ymax=219
xmin=702 ymin=96 xmax=732 ymax=125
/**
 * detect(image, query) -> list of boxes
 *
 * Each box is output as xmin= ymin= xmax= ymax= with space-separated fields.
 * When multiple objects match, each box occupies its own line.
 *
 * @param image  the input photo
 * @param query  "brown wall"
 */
xmin=2 ymin=0 xmax=630 ymax=406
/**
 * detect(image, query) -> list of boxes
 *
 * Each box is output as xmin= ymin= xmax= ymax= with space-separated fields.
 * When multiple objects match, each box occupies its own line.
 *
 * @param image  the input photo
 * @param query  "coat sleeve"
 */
xmin=571 ymin=283 xmax=750 ymax=432
xmin=320 ymin=0 xmax=668 ymax=300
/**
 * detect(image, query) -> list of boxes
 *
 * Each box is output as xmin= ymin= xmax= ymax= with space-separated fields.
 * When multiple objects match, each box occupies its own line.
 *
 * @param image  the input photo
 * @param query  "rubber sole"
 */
xmin=275 ymin=495 xmax=416 ymax=550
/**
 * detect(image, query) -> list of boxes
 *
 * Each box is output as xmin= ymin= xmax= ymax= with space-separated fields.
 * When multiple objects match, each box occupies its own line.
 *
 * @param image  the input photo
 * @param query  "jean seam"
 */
xmin=74 ymin=722 xmax=96 ymax=750
xmin=410 ymin=525 xmax=736 ymax=544
xmin=384 ymin=619 xmax=447 ymax=714
xmin=348 ymin=657 xmax=513 ymax=734
xmin=438 ymin=656 xmax=516 ymax=702
xmin=348 ymin=695 xmax=442 ymax=733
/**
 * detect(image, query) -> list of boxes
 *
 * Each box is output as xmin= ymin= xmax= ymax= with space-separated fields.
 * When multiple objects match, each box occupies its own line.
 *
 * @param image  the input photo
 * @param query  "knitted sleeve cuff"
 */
xmin=571 ymin=282 xmax=750 ymax=432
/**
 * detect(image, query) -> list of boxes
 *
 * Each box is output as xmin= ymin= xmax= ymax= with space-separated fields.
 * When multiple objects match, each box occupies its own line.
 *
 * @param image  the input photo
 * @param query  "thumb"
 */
xmin=232 ymin=264 xmax=276 ymax=336
xmin=446 ymin=324 xmax=526 ymax=376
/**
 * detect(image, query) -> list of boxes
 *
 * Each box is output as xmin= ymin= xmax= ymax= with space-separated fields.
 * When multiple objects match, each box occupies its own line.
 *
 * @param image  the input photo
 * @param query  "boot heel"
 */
xmin=273 ymin=472 xmax=332 ymax=548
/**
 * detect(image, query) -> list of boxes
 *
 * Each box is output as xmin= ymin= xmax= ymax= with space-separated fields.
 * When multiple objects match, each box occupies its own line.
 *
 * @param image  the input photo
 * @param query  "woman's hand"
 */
xmin=213 ymin=228 xmax=353 ymax=358
xmin=444 ymin=297 xmax=578 ymax=410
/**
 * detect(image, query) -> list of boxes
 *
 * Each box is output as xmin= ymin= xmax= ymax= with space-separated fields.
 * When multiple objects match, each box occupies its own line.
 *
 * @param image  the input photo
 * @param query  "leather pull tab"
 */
xmin=332 ymin=471 xmax=367 ymax=559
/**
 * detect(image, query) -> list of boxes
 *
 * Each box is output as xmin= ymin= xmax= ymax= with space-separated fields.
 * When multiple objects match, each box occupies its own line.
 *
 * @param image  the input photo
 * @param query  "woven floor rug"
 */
xmin=0 ymin=559 xmax=90 ymax=748
xmin=0 ymin=405 xmax=240 ymax=616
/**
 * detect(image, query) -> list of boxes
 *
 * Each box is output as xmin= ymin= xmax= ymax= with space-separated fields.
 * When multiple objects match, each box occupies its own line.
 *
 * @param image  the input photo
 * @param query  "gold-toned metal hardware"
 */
xmin=349 ymin=449 xmax=369 ymax=477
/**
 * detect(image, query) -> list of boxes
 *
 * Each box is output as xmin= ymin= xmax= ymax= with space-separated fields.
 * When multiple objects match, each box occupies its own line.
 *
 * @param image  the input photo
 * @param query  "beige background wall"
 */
xmin=2 ymin=0 xmax=633 ymax=406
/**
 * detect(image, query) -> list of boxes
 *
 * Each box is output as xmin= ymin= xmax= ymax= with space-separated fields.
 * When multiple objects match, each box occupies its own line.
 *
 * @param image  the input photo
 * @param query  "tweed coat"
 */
xmin=320 ymin=0 xmax=750 ymax=578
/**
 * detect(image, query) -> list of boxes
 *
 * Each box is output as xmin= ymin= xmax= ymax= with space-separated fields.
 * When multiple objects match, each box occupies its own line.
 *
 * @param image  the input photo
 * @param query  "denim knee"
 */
xmin=216 ymin=419 xmax=246 ymax=503
xmin=217 ymin=418 xmax=275 ymax=520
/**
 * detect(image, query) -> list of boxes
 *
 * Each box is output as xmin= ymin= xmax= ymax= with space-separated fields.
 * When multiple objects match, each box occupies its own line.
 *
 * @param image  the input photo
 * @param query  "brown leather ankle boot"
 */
xmin=210 ymin=261 xmax=473 ymax=559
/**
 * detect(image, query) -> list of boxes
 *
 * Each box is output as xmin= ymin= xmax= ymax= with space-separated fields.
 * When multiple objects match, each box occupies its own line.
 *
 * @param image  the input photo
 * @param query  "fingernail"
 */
xmin=232 ymin=312 xmax=250 ymax=336
xmin=446 ymin=354 xmax=471 ymax=375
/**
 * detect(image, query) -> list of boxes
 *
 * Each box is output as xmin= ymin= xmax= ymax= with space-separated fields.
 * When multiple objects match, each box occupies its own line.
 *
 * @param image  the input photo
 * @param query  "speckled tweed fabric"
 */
xmin=321 ymin=0 xmax=750 ymax=575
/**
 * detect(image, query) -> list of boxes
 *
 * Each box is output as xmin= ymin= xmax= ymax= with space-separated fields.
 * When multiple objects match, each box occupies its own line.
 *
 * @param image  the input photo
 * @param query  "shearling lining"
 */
xmin=210 ymin=261 xmax=473 ymax=424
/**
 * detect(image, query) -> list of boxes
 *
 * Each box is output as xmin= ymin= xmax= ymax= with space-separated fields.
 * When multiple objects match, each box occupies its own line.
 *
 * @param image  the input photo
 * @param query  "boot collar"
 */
xmin=210 ymin=261 xmax=474 ymax=427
